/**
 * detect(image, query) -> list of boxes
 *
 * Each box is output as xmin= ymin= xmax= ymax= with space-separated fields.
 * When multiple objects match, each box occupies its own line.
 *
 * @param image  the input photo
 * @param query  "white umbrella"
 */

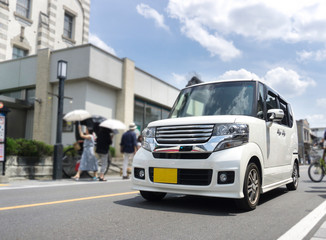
xmin=63 ymin=109 xmax=92 ymax=122
xmin=99 ymin=119 xmax=126 ymax=130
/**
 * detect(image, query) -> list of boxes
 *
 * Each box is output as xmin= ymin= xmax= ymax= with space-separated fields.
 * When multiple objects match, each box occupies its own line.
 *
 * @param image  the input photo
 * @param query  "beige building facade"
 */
xmin=0 ymin=44 xmax=180 ymax=152
xmin=0 ymin=0 xmax=90 ymax=61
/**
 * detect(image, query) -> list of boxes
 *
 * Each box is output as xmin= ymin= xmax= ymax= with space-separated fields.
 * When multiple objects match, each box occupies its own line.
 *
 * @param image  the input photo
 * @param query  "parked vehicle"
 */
xmin=132 ymin=79 xmax=299 ymax=210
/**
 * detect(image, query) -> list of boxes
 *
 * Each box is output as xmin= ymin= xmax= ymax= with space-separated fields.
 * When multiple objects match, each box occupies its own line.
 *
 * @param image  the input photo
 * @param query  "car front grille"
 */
xmin=149 ymin=168 xmax=213 ymax=186
xmin=155 ymin=124 xmax=214 ymax=144
xmin=152 ymin=152 xmax=211 ymax=159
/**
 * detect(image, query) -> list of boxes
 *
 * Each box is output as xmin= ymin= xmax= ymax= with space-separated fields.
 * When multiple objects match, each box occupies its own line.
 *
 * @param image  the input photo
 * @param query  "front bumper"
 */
xmin=132 ymin=147 xmax=245 ymax=199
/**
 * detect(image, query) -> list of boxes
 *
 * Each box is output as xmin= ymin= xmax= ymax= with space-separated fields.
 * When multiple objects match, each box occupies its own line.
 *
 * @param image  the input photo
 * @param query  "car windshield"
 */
xmin=169 ymin=81 xmax=255 ymax=118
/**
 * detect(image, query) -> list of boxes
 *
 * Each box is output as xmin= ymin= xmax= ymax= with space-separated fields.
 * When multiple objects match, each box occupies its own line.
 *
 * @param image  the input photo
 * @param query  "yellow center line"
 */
xmin=0 ymin=184 xmax=9 ymax=187
xmin=0 ymin=191 xmax=139 ymax=211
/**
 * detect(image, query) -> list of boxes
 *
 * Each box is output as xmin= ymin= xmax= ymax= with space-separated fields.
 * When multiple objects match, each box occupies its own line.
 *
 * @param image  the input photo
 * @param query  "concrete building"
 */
xmin=296 ymin=119 xmax=313 ymax=164
xmin=0 ymin=0 xmax=180 ymax=155
xmin=0 ymin=44 xmax=180 ymax=152
xmin=311 ymin=127 xmax=326 ymax=146
xmin=0 ymin=0 xmax=90 ymax=61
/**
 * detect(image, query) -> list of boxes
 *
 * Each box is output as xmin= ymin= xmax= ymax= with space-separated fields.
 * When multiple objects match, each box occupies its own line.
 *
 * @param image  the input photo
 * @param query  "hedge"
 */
xmin=6 ymin=137 xmax=54 ymax=157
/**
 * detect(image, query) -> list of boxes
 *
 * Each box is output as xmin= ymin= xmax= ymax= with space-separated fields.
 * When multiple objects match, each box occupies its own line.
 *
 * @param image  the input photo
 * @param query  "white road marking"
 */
xmin=278 ymin=200 xmax=326 ymax=240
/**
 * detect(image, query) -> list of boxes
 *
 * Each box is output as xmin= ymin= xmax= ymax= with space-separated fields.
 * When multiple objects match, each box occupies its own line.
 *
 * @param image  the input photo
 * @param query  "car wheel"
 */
xmin=140 ymin=191 xmax=166 ymax=201
xmin=236 ymin=163 xmax=260 ymax=211
xmin=286 ymin=162 xmax=299 ymax=190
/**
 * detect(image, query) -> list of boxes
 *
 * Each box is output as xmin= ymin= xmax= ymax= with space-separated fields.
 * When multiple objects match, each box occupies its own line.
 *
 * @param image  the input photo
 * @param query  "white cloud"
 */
xmin=170 ymin=73 xmax=188 ymax=89
xmin=217 ymin=69 xmax=260 ymax=80
xmin=215 ymin=67 xmax=315 ymax=98
xmin=297 ymin=48 xmax=326 ymax=62
xmin=136 ymin=4 xmax=169 ymax=31
xmin=89 ymin=33 xmax=116 ymax=55
xmin=264 ymin=67 xmax=316 ymax=97
xmin=166 ymin=0 xmax=326 ymax=60
xmin=317 ymin=98 xmax=326 ymax=108
xmin=305 ymin=114 xmax=326 ymax=128
xmin=172 ymin=73 xmax=186 ymax=84
xmin=180 ymin=19 xmax=241 ymax=61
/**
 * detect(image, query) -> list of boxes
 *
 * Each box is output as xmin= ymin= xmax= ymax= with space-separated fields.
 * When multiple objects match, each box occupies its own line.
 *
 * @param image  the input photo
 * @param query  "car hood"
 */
xmin=147 ymin=115 xmax=242 ymax=128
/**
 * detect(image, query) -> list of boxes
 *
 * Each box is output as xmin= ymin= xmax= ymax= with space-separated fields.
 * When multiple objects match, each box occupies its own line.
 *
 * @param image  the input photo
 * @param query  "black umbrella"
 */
xmin=91 ymin=115 xmax=107 ymax=124
xmin=90 ymin=115 xmax=107 ymax=136
xmin=76 ymin=115 xmax=107 ymax=140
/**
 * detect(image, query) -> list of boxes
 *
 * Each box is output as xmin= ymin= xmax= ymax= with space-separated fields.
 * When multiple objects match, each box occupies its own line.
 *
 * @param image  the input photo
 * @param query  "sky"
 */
xmin=89 ymin=0 xmax=326 ymax=128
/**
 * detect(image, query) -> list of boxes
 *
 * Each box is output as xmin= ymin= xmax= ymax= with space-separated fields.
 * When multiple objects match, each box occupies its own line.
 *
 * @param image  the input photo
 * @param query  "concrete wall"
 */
xmin=51 ymin=80 xmax=87 ymax=145
xmin=5 ymin=156 xmax=53 ymax=180
xmin=134 ymin=68 xmax=179 ymax=108
xmin=50 ymin=46 xmax=91 ymax=82
xmin=57 ymin=80 xmax=118 ymax=146
xmin=85 ymin=81 xmax=117 ymax=119
xmin=0 ymin=56 xmax=37 ymax=89
xmin=88 ymin=46 xmax=123 ymax=89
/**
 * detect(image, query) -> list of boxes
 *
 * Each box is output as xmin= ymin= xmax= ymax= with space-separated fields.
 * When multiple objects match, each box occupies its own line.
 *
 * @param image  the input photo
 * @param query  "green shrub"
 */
xmin=109 ymin=146 xmax=115 ymax=157
xmin=5 ymin=138 xmax=54 ymax=157
xmin=6 ymin=137 xmax=19 ymax=155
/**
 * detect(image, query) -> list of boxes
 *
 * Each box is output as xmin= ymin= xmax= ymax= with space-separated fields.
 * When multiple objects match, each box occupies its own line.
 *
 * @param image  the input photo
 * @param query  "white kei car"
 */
xmin=132 ymin=79 xmax=299 ymax=210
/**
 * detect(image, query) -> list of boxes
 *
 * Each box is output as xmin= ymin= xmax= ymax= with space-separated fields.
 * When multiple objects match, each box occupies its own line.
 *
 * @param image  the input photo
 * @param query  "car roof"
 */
xmin=184 ymin=78 xmax=285 ymax=101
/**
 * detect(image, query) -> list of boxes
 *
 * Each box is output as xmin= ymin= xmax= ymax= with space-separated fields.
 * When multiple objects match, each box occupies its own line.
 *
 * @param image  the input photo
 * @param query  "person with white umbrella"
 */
xmin=71 ymin=124 xmax=98 ymax=181
xmin=120 ymin=123 xmax=138 ymax=179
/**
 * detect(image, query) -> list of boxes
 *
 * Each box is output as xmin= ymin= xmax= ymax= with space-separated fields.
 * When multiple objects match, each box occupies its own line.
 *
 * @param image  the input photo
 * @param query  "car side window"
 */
xmin=256 ymin=83 xmax=265 ymax=119
xmin=279 ymin=98 xmax=289 ymax=127
xmin=266 ymin=91 xmax=278 ymax=111
xmin=287 ymin=104 xmax=294 ymax=128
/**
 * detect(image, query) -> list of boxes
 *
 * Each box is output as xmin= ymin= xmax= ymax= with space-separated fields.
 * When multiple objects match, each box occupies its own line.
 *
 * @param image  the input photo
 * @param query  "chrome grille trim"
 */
xmin=156 ymin=124 xmax=214 ymax=144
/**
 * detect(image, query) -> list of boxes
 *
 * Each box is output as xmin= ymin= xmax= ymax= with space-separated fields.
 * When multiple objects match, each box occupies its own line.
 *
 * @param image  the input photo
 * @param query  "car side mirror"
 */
xmin=267 ymin=109 xmax=284 ymax=125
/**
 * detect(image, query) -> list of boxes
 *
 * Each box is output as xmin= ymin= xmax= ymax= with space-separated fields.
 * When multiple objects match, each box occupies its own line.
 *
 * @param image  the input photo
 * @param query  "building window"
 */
xmin=1 ymin=90 xmax=23 ymax=99
xmin=12 ymin=46 xmax=28 ymax=59
xmin=62 ymin=120 xmax=74 ymax=132
xmin=134 ymin=98 xmax=171 ymax=131
xmin=16 ymin=0 xmax=31 ymax=18
xmin=64 ymin=12 xmax=74 ymax=39
xmin=0 ymin=0 xmax=9 ymax=6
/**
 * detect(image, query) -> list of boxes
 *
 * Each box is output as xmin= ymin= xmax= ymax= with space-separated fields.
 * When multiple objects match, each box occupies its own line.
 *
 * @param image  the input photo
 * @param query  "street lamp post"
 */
xmin=53 ymin=60 xmax=67 ymax=180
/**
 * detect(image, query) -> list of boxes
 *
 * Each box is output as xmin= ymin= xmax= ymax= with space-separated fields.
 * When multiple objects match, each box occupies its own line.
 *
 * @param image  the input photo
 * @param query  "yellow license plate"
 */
xmin=153 ymin=168 xmax=178 ymax=184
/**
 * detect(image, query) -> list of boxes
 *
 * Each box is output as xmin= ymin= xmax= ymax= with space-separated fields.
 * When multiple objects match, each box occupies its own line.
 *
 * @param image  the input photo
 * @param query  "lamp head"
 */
xmin=57 ymin=60 xmax=68 ymax=79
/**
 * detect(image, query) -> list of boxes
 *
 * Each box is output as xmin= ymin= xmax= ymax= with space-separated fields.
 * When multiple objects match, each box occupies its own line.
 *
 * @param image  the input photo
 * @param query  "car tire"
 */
xmin=140 ymin=191 xmax=166 ymax=201
xmin=236 ymin=163 xmax=261 ymax=211
xmin=286 ymin=162 xmax=299 ymax=190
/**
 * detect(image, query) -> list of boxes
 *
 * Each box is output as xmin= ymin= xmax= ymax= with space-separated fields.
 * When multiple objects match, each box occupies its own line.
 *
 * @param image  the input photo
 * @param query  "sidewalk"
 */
xmin=311 ymin=219 xmax=326 ymax=240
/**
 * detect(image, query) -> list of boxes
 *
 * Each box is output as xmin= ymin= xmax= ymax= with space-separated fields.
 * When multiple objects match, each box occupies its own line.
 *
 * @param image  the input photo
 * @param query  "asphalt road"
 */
xmin=0 ymin=165 xmax=325 ymax=240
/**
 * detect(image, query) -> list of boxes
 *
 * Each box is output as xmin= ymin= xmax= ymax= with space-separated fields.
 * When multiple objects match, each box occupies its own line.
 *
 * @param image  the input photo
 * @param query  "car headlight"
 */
xmin=142 ymin=127 xmax=156 ymax=152
xmin=213 ymin=123 xmax=249 ymax=151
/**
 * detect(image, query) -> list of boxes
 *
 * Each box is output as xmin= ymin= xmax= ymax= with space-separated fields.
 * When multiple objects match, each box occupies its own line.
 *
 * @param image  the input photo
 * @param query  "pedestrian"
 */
xmin=72 ymin=124 xmax=98 ymax=181
xmin=96 ymin=127 xmax=113 ymax=181
xmin=120 ymin=122 xmax=138 ymax=179
xmin=322 ymin=129 xmax=326 ymax=165
xmin=137 ymin=135 xmax=143 ymax=150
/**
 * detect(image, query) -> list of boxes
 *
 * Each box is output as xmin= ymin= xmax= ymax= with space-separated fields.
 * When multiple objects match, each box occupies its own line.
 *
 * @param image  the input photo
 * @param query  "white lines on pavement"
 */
xmin=0 ymin=179 xmax=130 ymax=191
xmin=278 ymin=200 xmax=326 ymax=240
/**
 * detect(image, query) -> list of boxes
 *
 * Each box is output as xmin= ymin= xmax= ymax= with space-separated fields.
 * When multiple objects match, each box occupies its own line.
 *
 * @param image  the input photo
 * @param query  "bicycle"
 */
xmin=62 ymin=147 xmax=119 ymax=178
xmin=62 ymin=147 xmax=96 ymax=178
xmin=308 ymin=158 xmax=326 ymax=182
xmin=62 ymin=147 xmax=81 ymax=178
